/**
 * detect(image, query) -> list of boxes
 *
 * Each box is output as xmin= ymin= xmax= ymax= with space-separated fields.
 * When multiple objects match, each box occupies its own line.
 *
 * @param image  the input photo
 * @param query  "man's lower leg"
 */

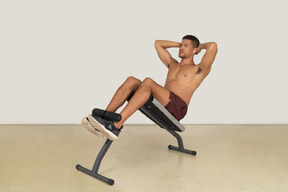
xmin=106 ymin=77 xmax=141 ymax=112
xmin=114 ymin=85 xmax=151 ymax=129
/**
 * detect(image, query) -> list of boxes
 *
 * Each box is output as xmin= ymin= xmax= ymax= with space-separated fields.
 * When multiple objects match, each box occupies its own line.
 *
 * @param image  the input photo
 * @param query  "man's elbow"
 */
xmin=154 ymin=40 xmax=160 ymax=47
xmin=209 ymin=42 xmax=218 ymax=54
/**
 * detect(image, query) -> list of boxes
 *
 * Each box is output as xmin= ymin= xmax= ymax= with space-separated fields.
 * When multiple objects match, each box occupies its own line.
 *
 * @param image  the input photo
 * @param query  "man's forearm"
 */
xmin=198 ymin=42 xmax=217 ymax=51
xmin=197 ymin=41 xmax=218 ymax=70
xmin=154 ymin=40 xmax=180 ymax=49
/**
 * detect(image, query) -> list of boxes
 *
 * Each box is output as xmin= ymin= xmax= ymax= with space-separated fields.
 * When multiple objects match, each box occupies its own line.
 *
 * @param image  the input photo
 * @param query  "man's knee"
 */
xmin=125 ymin=76 xmax=141 ymax=89
xmin=142 ymin=77 xmax=154 ymax=86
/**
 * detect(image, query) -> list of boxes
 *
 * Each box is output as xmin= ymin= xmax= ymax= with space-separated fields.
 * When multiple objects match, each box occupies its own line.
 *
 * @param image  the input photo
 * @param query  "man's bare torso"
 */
xmin=164 ymin=62 xmax=208 ymax=106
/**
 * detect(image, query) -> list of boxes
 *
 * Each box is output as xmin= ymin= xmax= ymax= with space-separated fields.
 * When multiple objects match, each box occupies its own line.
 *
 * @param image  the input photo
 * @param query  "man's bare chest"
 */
xmin=167 ymin=64 xmax=199 ymax=80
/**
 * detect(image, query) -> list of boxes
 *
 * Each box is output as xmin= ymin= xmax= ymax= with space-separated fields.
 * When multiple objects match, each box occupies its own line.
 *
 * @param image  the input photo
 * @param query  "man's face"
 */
xmin=179 ymin=39 xmax=194 ymax=58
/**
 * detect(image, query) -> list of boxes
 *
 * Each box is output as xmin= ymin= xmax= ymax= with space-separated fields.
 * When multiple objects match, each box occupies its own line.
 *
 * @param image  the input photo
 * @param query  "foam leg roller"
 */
xmin=92 ymin=108 xmax=122 ymax=122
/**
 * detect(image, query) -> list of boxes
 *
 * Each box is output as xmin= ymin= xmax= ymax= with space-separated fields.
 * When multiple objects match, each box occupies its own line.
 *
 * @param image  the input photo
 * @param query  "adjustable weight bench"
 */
xmin=76 ymin=92 xmax=196 ymax=185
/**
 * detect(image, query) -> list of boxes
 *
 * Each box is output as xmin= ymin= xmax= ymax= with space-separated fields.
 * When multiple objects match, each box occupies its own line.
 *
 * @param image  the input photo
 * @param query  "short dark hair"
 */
xmin=182 ymin=35 xmax=200 ymax=48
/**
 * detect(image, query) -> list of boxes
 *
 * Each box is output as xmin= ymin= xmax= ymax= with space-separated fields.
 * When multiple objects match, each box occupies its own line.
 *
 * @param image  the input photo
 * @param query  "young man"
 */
xmin=82 ymin=35 xmax=218 ymax=140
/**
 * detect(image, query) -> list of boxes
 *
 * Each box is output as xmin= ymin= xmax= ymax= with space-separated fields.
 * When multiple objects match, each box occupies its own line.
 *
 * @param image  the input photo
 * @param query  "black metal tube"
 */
xmin=166 ymin=129 xmax=184 ymax=149
xmin=92 ymin=139 xmax=113 ymax=173
xmin=166 ymin=129 xmax=197 ymax=156
xmin=76 ymin=164 xmax=114 ymax=185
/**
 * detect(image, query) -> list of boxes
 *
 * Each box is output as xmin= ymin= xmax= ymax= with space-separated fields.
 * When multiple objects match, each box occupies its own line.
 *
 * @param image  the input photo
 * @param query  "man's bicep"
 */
xmin=200 ymin=43 xmax=218 ymax=71
xmin=155 ymin=45 xmax=174 ymax=68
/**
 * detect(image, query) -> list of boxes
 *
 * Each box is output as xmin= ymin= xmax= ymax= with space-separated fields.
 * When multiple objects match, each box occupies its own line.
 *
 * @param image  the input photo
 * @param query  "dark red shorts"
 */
xmin=165 ymin=92 xmax=187 ymax=121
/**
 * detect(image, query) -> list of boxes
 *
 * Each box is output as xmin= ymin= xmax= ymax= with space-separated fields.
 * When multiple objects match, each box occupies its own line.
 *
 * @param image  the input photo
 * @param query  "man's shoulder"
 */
xmin=171 ymin=59 xmax=179 ymax=65
xmin=168 ymin=60 xmax=179 ymax=68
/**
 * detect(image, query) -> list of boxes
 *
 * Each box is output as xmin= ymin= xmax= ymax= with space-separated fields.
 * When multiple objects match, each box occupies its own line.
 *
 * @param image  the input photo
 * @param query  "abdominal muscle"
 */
xmin=164 ymin=79 xmax=195 ymax=106
xmin=164 ymin=63 xmax=206 ymax=106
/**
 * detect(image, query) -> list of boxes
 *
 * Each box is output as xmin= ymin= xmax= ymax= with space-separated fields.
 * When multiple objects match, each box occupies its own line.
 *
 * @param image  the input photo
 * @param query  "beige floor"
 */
xmin=0 ymin=124 xmax=288 ymax=192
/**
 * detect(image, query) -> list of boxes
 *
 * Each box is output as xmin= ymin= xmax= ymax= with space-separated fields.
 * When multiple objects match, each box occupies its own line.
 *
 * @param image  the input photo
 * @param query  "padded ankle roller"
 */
xmin=92 ymin=108 xmax=122 ymax=122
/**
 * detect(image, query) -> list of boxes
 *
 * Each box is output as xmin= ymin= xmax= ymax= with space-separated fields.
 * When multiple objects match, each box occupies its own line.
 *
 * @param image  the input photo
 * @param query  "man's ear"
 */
xmin=193 ymin=48 xmax=198 ymax=54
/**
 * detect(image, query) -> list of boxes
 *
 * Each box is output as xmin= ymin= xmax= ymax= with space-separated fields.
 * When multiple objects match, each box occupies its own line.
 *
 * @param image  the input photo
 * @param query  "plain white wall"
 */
xmin=1 ymin=0 xmax=287 ymax=124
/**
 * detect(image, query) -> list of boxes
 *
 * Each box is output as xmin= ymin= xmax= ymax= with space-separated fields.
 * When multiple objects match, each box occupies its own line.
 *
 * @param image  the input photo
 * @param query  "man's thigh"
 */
xmin=149 ymin=80 xmax=170 ymax=107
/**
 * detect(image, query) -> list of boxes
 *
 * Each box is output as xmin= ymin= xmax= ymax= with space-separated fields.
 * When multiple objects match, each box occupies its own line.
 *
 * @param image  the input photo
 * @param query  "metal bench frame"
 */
xmin=76 ymin=96 xmax=196 ymax=185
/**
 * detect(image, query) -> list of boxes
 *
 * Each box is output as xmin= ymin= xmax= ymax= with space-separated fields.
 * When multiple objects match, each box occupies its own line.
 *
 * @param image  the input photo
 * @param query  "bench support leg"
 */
xmin=76 ymin=130 xmax=120 ymax=186
xmin=166 ymin=129 xmax=197 ymax=156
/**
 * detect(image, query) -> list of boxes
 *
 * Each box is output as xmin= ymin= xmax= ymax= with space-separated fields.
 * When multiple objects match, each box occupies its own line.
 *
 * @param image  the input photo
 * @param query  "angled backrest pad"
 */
xmin=139 ymin=98 xmax=185 ymax=132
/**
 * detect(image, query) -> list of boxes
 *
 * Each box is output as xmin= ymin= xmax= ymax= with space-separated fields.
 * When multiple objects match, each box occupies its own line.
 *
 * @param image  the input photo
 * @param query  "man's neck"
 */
xmin=180 ymin=58 xmax=195 ymax=66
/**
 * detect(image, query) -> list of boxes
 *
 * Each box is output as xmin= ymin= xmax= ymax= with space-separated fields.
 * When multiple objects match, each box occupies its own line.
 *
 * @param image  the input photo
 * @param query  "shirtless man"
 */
xmin=84 ymin=35 xmax=218 ymax=140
